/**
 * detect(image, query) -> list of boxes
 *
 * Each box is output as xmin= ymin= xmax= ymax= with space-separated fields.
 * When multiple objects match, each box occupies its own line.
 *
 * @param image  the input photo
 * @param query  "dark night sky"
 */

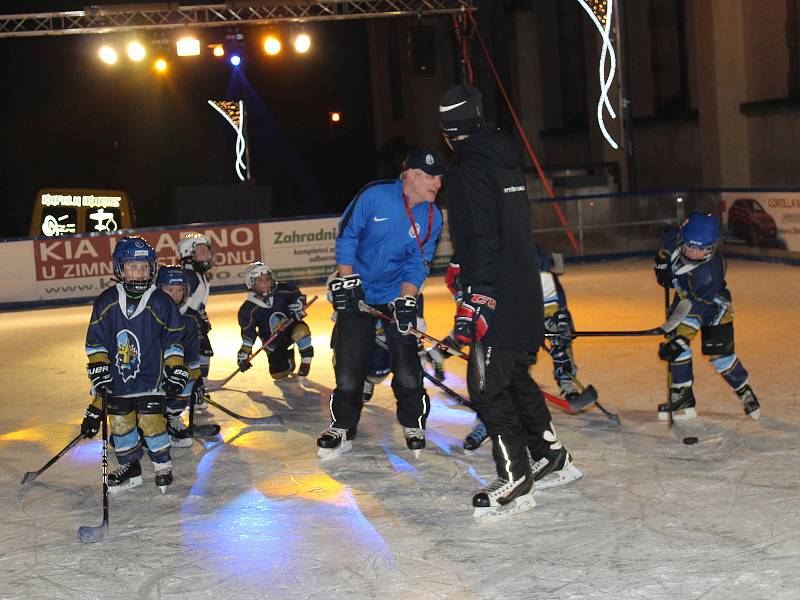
xmin=0 ymin=8 xmax=377 ymax=238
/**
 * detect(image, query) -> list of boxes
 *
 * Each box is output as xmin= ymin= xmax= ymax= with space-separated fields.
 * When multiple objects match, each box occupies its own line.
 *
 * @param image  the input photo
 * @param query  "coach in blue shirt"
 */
xmin=318 ymin=148 xmax=444 ymax=459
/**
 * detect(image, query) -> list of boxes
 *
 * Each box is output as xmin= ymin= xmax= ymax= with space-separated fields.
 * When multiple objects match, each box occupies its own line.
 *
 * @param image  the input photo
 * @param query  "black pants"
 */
xmin=467 ymin=344 xmax=553 ymax=479
xmin=329 ymin=308 xmax=429 ymax=431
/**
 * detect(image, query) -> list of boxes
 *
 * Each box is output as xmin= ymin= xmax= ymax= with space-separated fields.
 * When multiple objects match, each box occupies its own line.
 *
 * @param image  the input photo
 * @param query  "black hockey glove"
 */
xmin=80 ymin=404 xmax=102 ymax=438
xmin=545 ymin=311 xmax=573 ymax=344
xmin=658 ymin=335 xmax=691 ymax=362
xmin=237 ymin=349 xmax=252 ymax=372
xmin=87 ymin=361 xmax=114 ymax=395
xmin=654 ymin=252 xmax=672 ymax=288
xmin=390 ymin=295 xmax=418 ymax=335
xmin=288 ymin=294 xmax=307 ymax=320
xmin=200 ymin=312 xmax=212 ymax=334
xmin=328 ymin=274 xmax=364 ymax=314
xmin=163 ymin=364 xmax=190 ymax=395
xmin=455 ymin=286 xmax=496 ymax=345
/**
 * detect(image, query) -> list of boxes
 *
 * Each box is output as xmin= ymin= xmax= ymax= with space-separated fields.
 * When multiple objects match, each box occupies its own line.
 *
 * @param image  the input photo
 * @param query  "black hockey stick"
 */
xmin=204 ymin=396 xmax=284 ymax=427
xmin=78 ymin=390 xmax=109 ymax=543
xmin=567 ymin=373 xmax=620 ymax=424
xmin=20 ymin=432 xmax=85 ymax=485
xmin=555 ymin=300 xmax=692 ymax=338
xmin=187 ymin=390 xmax=221 ymax=438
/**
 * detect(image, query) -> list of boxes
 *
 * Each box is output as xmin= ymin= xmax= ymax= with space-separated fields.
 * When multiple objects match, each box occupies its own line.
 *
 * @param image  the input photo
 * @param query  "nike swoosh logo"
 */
xmin=439 ymin=100 xmax=468 ymax=112
xmin=373 ymin=216 xmax=389 ymax=222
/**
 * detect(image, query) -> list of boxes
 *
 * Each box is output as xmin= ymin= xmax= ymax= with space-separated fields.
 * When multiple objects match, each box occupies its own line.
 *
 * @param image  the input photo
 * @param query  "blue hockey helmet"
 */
xmin=112 ymin=236 xmax=158 ymax=295
xmin=679 ymin=212 xmax=720 ymax=262
xmin=156 ymin=264 xmax=188 ymax=305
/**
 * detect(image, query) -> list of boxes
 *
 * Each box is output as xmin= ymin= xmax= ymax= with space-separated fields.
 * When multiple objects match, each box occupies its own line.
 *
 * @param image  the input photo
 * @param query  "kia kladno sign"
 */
xmin=30 ymin=189 xmax=133 ymax=237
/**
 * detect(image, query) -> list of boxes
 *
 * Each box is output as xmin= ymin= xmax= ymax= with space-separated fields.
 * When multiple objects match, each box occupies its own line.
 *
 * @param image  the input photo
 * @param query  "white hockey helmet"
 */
xmin=177 ymin=233 xmax=214 ymax=273
xmin=244 ymin=261 xmax=277 ymax=297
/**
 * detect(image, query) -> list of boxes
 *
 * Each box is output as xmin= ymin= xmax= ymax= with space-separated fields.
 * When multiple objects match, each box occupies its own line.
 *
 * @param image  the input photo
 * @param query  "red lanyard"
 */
xmin=402 ymin=193 xmax=433 ymax=264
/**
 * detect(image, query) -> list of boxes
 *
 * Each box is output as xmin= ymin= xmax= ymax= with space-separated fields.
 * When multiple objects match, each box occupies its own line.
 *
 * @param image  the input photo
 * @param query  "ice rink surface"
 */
xmin=1 ymin=258 xmax=798 ymax=600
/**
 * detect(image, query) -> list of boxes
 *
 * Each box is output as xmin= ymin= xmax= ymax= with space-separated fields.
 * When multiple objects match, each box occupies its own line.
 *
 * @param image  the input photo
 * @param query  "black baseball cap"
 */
xmin=403 ymin=148 xmax=446 ymax=176
xmin=439 ymin=84 xmax=483 ymax=138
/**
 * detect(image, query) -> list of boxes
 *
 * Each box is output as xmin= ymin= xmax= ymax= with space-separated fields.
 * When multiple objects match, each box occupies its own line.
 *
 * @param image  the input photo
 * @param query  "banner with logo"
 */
xmin=721 ymin=192 xmax=800 ymax=252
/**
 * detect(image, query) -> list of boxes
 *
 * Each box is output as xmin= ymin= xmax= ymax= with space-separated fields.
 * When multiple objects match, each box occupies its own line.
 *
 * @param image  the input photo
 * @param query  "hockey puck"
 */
xmin=682 ymin=436 xmax=699 ymax=445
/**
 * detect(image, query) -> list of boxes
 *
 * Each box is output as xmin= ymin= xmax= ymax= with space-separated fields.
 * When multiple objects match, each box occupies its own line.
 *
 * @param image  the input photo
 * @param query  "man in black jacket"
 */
xmin=439 ymin=84 xmax=581 ymax=520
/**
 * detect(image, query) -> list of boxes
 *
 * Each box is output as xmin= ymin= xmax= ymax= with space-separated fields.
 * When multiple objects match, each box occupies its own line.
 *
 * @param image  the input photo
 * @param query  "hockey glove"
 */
xmin=87 ymin=361 xmax=114 ymax=395
xmin=444 ymin=261 xmax=462 ymax=296
xmin=544 ymin=311 xmax=573 ymax=344
xmin=390 ymin=295 xmax=418 ymax=335
xmin=80 ymin=404 xmax=102 ymax=438
xmin=163 ymin=364 xmax=190 ymax=396
xmin=658 ymin=335 xmax=691 ymax=362
xmin=454 ymin=286 xmax=496 ymax=345
xmin=328 ymin=274 xmax=364 ymax=314
xmin=237 ymin=349 xmax=252 ymax=372
xmin=654 ymin=252 xmax=672 ymax=288
xmin=288 ymin=294 xmax=307 ymax=320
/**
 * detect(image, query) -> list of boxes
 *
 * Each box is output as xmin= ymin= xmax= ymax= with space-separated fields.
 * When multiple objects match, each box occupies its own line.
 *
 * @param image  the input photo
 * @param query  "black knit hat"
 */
xmin=439 ymin=84 xmax=483 ymax=138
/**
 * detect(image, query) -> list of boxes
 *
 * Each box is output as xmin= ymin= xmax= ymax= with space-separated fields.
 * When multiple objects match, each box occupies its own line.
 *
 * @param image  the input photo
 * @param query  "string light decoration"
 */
xmin=577 ymin=0 xmax=618 ymax=149
xmin=208 ymin=100 xmax=248 ymax=182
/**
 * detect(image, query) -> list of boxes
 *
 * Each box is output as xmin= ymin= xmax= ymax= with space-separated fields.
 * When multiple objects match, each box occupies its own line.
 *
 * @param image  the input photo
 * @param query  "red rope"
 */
xmin=464 ymin=9 xmax=581 ymax=255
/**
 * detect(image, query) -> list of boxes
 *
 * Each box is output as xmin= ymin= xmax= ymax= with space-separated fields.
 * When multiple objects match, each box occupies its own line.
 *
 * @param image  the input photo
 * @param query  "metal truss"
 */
xmin=0 ymin=1 xmax=474 ymax=38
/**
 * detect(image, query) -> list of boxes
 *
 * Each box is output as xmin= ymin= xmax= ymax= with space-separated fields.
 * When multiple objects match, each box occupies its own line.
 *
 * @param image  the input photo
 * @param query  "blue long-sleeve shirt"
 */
xmin=336 ymin=179 xmax=443 ymax=304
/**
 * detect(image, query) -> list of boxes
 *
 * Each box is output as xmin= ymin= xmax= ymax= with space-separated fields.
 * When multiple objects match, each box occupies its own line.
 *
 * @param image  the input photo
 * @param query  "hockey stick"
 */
xmin=204 ymin=396 xmax=285 ymax=427
xmin=213 ymin=295 xmax=318 ymax=391
xmin=664 ymin=287 xmax=677 ymax=433
xmin=566 ymin=373 xmax=621 ymax=424
xmin=358 ymin=301 xmax=577 ymax=413
xmin=188 ymin=386 xmax=221 ymax=438
xmin=20 ymin=432 xmax=85 ymax=485
xmin=552 ymin=300 xmax=692 ymax=338
xmin=78 ymin=390 xmax=109 ymax=543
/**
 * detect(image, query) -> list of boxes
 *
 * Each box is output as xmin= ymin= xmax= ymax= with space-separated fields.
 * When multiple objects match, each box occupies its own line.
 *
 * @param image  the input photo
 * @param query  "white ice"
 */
xmin=1 ymin=258 xmax=799 ymax=599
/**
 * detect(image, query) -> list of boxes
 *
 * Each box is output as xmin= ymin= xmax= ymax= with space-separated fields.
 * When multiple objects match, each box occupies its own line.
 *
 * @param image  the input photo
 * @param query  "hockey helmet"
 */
xmin=112 ymin=236 xmax=158 ymax=296
xmin=177 ymin=233 xmax=214 ymax=273
xmin=679 ymin=212 xmax=720 ymax=263
xmin=244 ymin=261 xmax=277 ymax=297
xmin=156 ymin=264 xmax=189 ymax=306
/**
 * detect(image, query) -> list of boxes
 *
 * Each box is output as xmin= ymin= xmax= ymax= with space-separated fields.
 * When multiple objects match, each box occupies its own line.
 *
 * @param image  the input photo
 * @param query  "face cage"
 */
xmin=159 ymin=281 xmax=190 ymax=306
xmin=680 ymin=242 xmax=716 ymax=263
xmin=185 ymin=243 xmax=214 ymax=273
xmin=115 ymin=258 xmax=158 ymax=294
xmin=247 ymin=272 xmax=277 ymax=297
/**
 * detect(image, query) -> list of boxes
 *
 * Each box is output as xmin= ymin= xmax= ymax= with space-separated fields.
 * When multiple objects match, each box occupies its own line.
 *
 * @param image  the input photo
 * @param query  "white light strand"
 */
xmin=577 ymin=0 xmax=619 ymax=150
xmin=208 ymin=99 xmax=248 ymax=182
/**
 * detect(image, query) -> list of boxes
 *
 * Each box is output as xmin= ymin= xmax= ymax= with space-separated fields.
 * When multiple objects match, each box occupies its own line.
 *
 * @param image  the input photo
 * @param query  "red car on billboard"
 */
xmin=727 ymin=197 xmax=778 ymax=247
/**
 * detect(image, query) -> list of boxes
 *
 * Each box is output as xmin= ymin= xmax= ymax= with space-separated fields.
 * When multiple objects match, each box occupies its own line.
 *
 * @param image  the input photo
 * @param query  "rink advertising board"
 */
xmin=721 ymin=192 xmax=800 ymax=252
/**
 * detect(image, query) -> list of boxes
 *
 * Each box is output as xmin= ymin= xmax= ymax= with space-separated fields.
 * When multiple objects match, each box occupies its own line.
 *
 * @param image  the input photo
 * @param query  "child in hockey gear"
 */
xmin=238 ymin=262 xmax=314 ymax=381
xmin=82 ymin=236 xmax=186 ymax=494
xmin=440 ymin=84 xmax=581 ymax=509
xmin=156 ymin=265 xmax=207 ymax=448
xmin=655 ymin=212 xmax=760 ymax=420
xmin=177 ymin=233 xmax=214 ymax=410
xmin=321 ymin=148 xmax=443 ymax=459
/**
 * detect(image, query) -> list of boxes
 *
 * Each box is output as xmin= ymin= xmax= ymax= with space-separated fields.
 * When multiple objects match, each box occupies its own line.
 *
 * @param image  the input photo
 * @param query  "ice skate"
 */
xmin=658 ymin=386 xmax=697 ymax=421
xmin=472 ymin=475 xmax=535 ymax=521
xmin=316 ymin=427 xmax=355 ymax=460
xmin=167 ymin=414 xmax=193 ymax=448
xmin=425 ymin=347 xmax=446 ymax=380
xmin=529 ymin=448 xmax=582 ymax=490
xmin=297 ymin=359 xmax=311 ymax=378
xmin=362 ymin=380 xmax=374 ymax=403
xmin=108 ymin=460 xmax=143 ymax=495
xmin=194 ymin=387 xmax=209 ymax=411
xmin=463 ymin=420 xmax=489 ymax=451
xmin=736 ymin=384 xmax=760 ymax=420
xmin=403 ymin=427 xmax=425 ymax=458
xmin=154 ymin=460 xmax=173 ymax=494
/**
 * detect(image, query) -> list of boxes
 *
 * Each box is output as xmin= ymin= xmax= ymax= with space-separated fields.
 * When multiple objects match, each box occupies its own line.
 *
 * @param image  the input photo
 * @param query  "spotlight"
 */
xmin=230 ymin=54 xmax=241 ymax=66
xmin=263 ymin=35 xmax=281 ymax=56
xmin=176 ymin=36 xmax=200 ymax=57
xmin=211 ymin=44 xmax=225 ymax=57
xmin=154 ymin=58 xmax=168 ymax=73
xmin=127 ymin=41 xmax=146 ymax=62
xmin=330 ymin=111 xmax=342 ymax=124
xmin=293 ymin=33 xmax=311 ymax=54
xmin=98 ymin=45 xmax=118 ymax=65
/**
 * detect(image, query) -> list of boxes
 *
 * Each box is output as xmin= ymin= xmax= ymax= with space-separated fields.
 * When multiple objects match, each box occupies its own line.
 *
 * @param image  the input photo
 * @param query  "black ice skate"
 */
xmin=403 ymin=427 xmax=425 ymax=458
xmin=108 ymin=460 xmax=143 ymax=494
xmin=472 ymin=475 xmax=536 ymax=521
xmin=297 ymin=360 xmax=311 ymax=377
xmin=736 ymin=384 xmax=760 ymax=420
xmin=316 ymin=427 xmax=356 ymax=460
xmin=463 ymin=420 xmax=489 ymax=451
xmin=167 ymin=414 xmax=193 ymax=448
xmin=154 ymin=468 xmax=173 ymax=494
xmin=529 ymin=448 xmax=583 ymax=490
xmin=658 ymin=386 xmax=697 ymax=421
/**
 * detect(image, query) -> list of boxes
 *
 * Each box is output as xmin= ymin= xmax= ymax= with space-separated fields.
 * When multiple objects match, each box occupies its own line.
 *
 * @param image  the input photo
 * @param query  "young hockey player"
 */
xmin=236 ymin=262 xmax=314 ymax=380
xmin=654 ymin=212 xmax=760 ymax=420
xmin=177 ymin=233 xmax=214 ymax=409
xmin=80 ymin=236 xmax=188 ymax=494
xmin=156 ymin=265 xmax=203 ymax=448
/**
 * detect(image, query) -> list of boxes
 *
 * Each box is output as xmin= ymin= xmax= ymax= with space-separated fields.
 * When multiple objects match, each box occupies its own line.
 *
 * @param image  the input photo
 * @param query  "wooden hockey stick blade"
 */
xmin=205 ymin=397 xmax=285 ymax=426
